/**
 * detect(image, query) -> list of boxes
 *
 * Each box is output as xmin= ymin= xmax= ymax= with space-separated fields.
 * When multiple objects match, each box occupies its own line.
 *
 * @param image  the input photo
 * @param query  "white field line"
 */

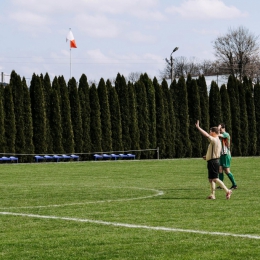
xmin=0 ymin=211 xmax=259 ymax=240
xmin=0 ymin=187 xmax=164 ymax=209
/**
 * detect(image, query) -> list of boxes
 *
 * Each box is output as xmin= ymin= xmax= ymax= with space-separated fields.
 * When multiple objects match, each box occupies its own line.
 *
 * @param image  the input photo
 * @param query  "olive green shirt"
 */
xmin=206 ymin=135 xmax=221 ymax=161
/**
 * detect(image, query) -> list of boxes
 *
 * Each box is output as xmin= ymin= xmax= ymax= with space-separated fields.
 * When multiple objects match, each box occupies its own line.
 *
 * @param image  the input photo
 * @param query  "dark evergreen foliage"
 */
xmin=162 ymin=79 xmax=176 ymax=158
xmin=78 ymin=74 xmax=91 ymax=159
xmin=3 ymin=84 xmax=16 ymax=153
xmin=50 ymin=78 xmax=63 ymax=154
xmin=89 ymin=83 xmax=102 ymax=153
xmin=245 ymin=78 xmax=257 ymax=155
xmin=42 ymin=73 xmax=53 ymax=154
xmin=254 ymin=82 xmax=260 ymax=155
xmin=30 ymin=74 xmax=47 ymax=154
xmin=219 ymin=84 xmax=232 ymax=137
xmin=107 ymin=80 xmax=123 ymax=152
xmin=0 ymin=85 xmax=5 ymax=153
xmin=227 ymin=75 xmax=241 ymax=156
xmin=22 ymin=78 xmax=34 ymax=162
xmin=187 ymin=78 xmax=202 ymax=157
xmin=1 ymin=69 xmax=258 ymax=160
xmin=98 ymin=78 xmax=112 ymax=152
xmin=172 ymin=76 xmax=191 ymax=157
xmin=238 ymin=79 xmax=249 ymax=155
xmin=196 ymin=75 xmax=210 ymax=155
xmin=10 ymin=71 xmax=25 ymax=159
xmin=209 ymin=81 xmax=222 ymax=127
xmin=128 ymin=82 xmax=140 ymax=157
xmin=58 ymin=76 xmax=74 ymax=153
xmin=115 ymin=73 xmax=131 ymax=151
xmin=139 ymin=73 xmax=157 ymax=155
xmin=68 ymin=77 xmax=83 ymax=153
xmin=135 ymin=80 xmax=150 ymax=158
xmin=153 ymin=77 xmax=166 ymax=158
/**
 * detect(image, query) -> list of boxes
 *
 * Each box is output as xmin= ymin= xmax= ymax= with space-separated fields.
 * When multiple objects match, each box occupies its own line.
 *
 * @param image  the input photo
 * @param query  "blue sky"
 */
xmin=0 ymin=0 xmax=259 ymax=85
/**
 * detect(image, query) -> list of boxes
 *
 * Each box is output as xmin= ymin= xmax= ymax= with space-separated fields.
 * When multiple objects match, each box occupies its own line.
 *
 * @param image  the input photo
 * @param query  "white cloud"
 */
xmin=9 ymin=11 xmax=51 ymax=33
xmin=166 ymin=0 xmax=248 ymax=20
xmin=75 ymin=14 xmax=120 ymax=38
xmin=126 ymin=31 xmax=156 ymax=43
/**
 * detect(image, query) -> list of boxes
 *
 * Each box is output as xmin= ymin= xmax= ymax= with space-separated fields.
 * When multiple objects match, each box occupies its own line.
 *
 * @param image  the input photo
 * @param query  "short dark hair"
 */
xmin=210 ymin=127 xmax=219 ymax=134
xmin=220 ymin=123 xmax=225 ymax=129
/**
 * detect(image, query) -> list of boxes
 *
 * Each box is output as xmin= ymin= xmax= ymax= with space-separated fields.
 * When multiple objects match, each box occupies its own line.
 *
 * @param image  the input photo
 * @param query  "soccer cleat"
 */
xmin=216 ymin=186 xmax=222 ymax=190
xmin=226 ymin=190 xmax=232 ymax=200
xmin=230 ymin=185 xmax=237 ymax=189
xmin=207 ymin=195 xmax=215 ymax=200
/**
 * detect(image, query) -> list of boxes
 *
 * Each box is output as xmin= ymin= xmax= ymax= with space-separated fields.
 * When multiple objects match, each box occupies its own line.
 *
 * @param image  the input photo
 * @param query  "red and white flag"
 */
xmin=66 ymin=29 xmax=77 ymax=48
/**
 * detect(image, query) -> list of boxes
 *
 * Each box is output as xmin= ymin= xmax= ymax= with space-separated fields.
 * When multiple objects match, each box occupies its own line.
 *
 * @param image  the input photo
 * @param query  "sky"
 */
xmin=0 ymin=0 xmax=259 ymax=86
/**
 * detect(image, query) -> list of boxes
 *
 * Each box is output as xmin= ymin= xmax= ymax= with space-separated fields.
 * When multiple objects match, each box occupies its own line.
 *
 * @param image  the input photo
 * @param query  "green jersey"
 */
xmin=220 ymin=132 xmax=231 ymax=156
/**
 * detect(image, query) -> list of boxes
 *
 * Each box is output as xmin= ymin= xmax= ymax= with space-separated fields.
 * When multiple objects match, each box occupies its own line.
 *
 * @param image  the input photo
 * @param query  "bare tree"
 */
xmin=199 ymin=59 xmax=216 ymax=76
xmin=159 ymin=56 xmax=201 ymax=80
xmin=183 ymin=57 xmax=200 ymax=77
xmin=127 ymin=72 xmax=142 ymax=83
xmin=213 ymin=26 xmax=260 ymax=82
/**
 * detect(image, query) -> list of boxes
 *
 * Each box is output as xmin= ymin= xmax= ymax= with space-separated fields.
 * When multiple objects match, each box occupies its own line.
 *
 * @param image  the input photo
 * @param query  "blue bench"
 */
xmin=94 ymin=154 xmax=103 ymax=160
xmin=35 ymin=154 xmax=79 ymax=163
xmin=94 ymin=153 xmax=135 ymax=161
xmin=35 ymin=155 xmax=45 ymax=162
xmin=70 ymin=154 xmax=79 ymax=161
xmin=0 ymin=156 xmax=18 ymax=163
xmin=111 ymin=153 xmax=120 ymax=160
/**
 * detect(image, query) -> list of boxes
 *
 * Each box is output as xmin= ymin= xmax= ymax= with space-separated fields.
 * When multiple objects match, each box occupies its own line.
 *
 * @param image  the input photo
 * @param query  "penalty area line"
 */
xmin=0 ymin=211 xmax=260 ymax=240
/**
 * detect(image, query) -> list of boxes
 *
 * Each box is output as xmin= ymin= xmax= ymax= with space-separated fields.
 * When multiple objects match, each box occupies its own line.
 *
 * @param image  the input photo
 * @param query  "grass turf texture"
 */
xmin=0 ymin=158 xmax=259 ymax=260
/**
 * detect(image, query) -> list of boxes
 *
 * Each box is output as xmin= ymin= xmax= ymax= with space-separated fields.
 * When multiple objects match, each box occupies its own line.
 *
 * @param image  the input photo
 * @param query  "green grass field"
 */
xmin=0 ymin=157 xmax=259 ymax=260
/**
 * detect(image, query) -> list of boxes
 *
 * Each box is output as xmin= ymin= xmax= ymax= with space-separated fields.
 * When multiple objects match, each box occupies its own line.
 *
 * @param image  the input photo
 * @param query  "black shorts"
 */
xmin=207 ymin=159 xmax=219 ymax=179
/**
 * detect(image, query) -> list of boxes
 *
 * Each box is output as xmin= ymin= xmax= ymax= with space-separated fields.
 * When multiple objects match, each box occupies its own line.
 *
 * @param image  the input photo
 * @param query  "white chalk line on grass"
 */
xmin=1 ymin=211 xmax=259 ymax=240
xmin=0 ymin=187 xmax=164 ymax=210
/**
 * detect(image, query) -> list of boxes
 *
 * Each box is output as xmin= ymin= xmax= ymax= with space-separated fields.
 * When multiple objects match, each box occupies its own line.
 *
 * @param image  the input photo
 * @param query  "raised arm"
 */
xmin=195 ymin=120 xmax=210 ymax=138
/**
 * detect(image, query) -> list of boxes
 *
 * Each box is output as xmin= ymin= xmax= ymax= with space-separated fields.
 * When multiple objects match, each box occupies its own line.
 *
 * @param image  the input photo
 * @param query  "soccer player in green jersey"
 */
xmin=217 ymin=123 xmax=237 ymax=190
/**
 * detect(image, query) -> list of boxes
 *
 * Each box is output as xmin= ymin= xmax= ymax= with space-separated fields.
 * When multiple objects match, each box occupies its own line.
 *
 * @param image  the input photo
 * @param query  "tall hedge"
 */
xmin=187 ymin=78 xmax=202 ymax=157
xmin=135 ymin=80 xmax=150 ymax=158
xmin=227 ymin=76 xmax=241 ymax=156
xmin=3 ymin=84 xmax=16 ymax=153
xmin=219 ymin=84 xmax=232 ymax=137
xmin=245 ymin=78 xmax=257 ymax=155
xmin=196 ymin=75 xmax=209 ymax=155
xmin=254 ymin=82 xmax=260 ymax=155
xmin=22 ymin=77 xmax=34 ymax=162
xmin=128 ymin=82 xmax=140 ymax=157
xmin=10 ymin=71 xmax=25 ymax=158
xmin=140 ymin=73 xmax=156 ymax=156
xmin=162 ymin=79 xmax=176 ymax=158
xmin=42 ymin=73 xmax=53 ymax=154
xmin=0 ymin=85 xmax=5 ymax=153
xmin=238 ymin=79 xmax=249 ymax=155
xmin=154 ymin=77 xmax=166 ymax=158
xmin=172 ymin=76 xmax=191 ymax=158
xmin=209 ymin=81 xmax=222 ymax=127
xmin=30 ymin=74 xmax=47 ymax=154
xmin=50 ymin=78 xmax=63 ymax=154
xmin=89 ymin=83 xmax=102 ymax=153
xmin=78 ymin=74 xmax=91 ymax=159
xmin=107 ymin=79 xmax=123 ymax=152
xmin=98 ymin=78 xmax=112 ymax=152
xmin=68 ymin=77 xmax=83 ymax=153
xmin=58 ymin=76 xmax=74 ymax=153
xmin=115 ymin=73 xmax=131 ymax=151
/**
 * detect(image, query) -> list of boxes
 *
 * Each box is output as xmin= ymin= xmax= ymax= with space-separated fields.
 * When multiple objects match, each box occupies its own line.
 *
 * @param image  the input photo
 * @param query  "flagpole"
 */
xmin=66 ymin=27 xmax=76 ymax=79
xmin=69 ymin=27 xmax=71 ymax=79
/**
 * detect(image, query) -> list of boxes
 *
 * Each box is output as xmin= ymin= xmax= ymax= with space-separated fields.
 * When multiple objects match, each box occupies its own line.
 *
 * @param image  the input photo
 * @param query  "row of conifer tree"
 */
xmin=0 ymin=70 xmax=260 ymax=162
